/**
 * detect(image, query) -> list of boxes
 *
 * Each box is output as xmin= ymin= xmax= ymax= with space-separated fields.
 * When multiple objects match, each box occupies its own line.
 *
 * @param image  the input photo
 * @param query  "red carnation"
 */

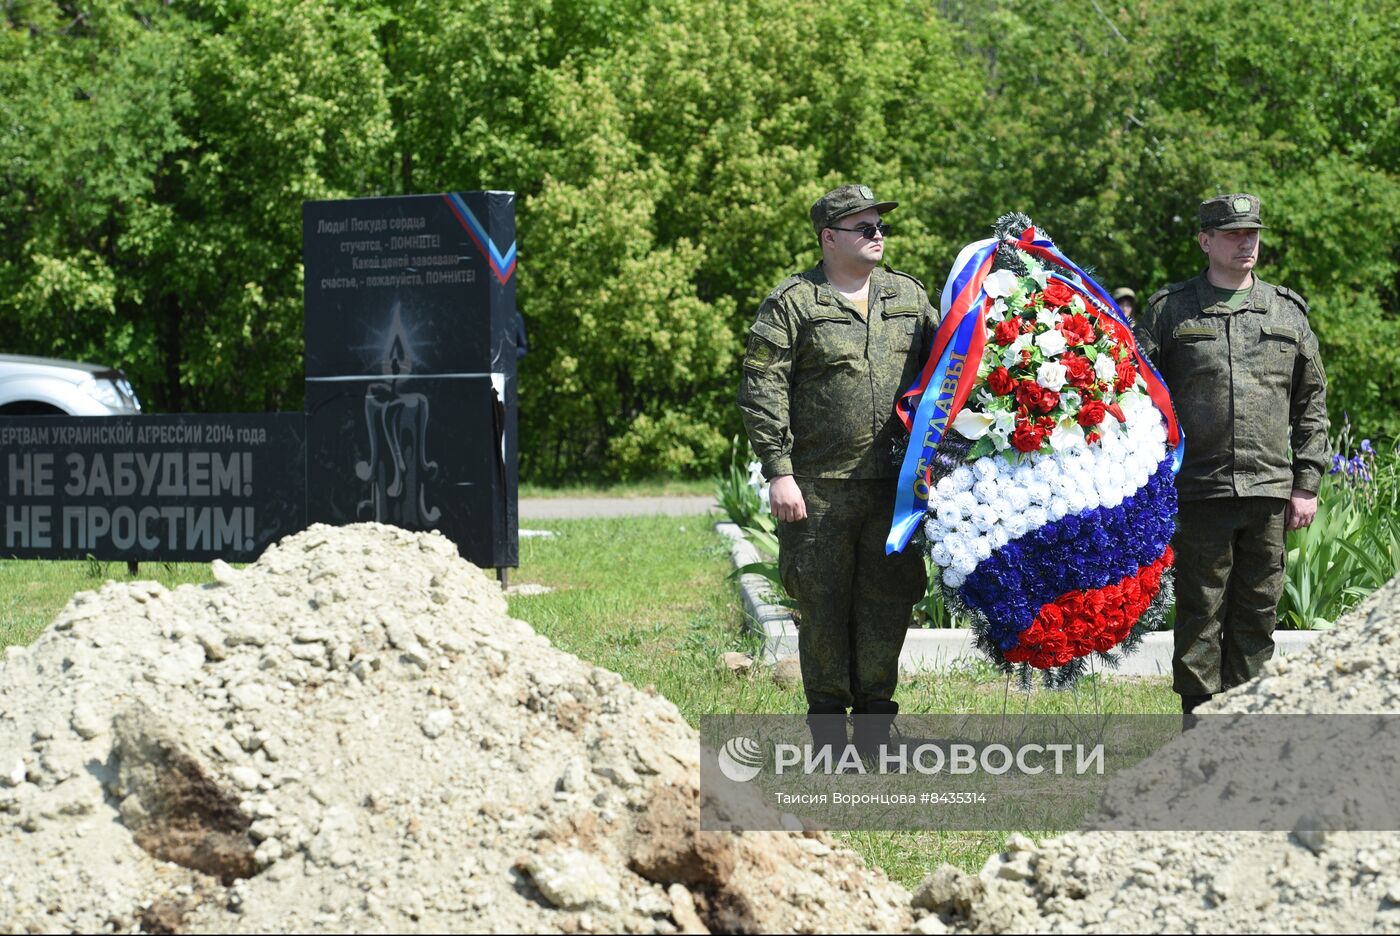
xmin=1011 ymin=422 xmax=1046 ymax=453
xmin=1036 ymin=389 xmax=1060 ymax=414
xmin=1107 ymin=402 xmax=1126 ymax=423
xmin=1115 ymin=360 xmax=1137 ymax=393
xmin=1093 ymin=631 xmax=1120 ymax=653
xmin=988 ymin=366 xmax=1016 ymax=396
xmin=1042 ymin=281 xmax=1076 ymax=308
xmin=1085 ymin=430 xmax=1101 ymax=445
xmin=1015 ymin=380 xmax=1042 ymax=410
xmin=994 ymin=318 xmax=1021 ymax=346
xmin=1060 ymin=313 xmax=1096 ymax=346
xmin=1020 ymin=349 xmax=1034 ymax=367
xmin=1062 ymin=353 xmax=1095 ymax=389
xmin=1077 ymin=400 xmax=1107 ymax=427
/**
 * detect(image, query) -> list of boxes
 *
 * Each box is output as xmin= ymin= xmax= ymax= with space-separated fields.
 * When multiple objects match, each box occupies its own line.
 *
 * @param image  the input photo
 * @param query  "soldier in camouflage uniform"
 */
xmin=737 ymin=184 xmax=938 ymax=757
xmin=1134 ymin=193 xmax=1328 ymax=715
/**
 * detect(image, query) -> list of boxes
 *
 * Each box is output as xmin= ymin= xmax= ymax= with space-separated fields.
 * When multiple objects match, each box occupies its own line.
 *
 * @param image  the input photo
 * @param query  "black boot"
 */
xmin=852 ymin=700 xmax=900 ymax=765
xmin=1180 ymin=693 xmax=1212 ymax=730
xmin=806 ymin=704 xmax=851 ymax=772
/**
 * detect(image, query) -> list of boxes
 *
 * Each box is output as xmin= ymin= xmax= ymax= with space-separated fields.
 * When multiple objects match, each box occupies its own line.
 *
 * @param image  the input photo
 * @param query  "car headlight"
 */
xmin=78 ymin=376 xmax=140 ymax=410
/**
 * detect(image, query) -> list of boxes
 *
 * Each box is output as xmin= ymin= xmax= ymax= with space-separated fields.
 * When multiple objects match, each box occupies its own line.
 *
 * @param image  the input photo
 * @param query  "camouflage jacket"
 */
xmin=737 ymin=262 xmax=940 ymax=480
xmin=1135 ymin=272 xmax=1328 ymax=501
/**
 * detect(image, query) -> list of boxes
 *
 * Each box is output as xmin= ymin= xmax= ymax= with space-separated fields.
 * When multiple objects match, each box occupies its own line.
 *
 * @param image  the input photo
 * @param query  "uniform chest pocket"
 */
xmin=1260 ymin=324 xmax=1300 ymax=354
xmin=803 ymin=312 xmax=863 ymax=366
xmin=881 ymin=305 xmax=919 ymax=353
xmin=1168 ymin=323 xmax=1225 ymax=378
xmin=1257 ymin=324 xmax=1301 ymax=386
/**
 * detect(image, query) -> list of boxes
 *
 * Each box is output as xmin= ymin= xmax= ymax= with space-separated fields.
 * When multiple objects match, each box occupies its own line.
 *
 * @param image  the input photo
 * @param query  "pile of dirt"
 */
xmin=0 ymin=523 xmax=910 ymax=934
xmin=917 ymin=575 xmax=1400 ymax=934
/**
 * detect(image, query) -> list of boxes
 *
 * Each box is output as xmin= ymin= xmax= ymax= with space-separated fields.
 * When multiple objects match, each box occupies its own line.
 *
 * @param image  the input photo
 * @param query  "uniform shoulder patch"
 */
xmin=1147 ymin=280 xmax=1189 ymax=309
xmin=766 ymin=274 xmax=806 ymax=304
xmin=1274 ymin=285 xmax=1310 ymax=315
xmin=884 ymin=266 xmax=927 ymax=292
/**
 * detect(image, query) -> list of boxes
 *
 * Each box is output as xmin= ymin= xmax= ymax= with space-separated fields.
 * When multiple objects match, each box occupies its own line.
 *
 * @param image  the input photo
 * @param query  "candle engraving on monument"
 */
xmin=354 ymin=306 xmax=441 ymax=525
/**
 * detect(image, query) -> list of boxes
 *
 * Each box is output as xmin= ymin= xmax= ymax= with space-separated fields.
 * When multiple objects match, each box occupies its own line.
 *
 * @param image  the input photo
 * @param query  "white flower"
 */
xmin=1006 ymin=486 xmax=1031 ymax=511
xmin=973 ymin=479 xmax=999 ymax=504
xmin=1036 ymin=330 xmax=1068 ymax=359
xmin=972 ymin=504 xmax=999 ymax=532
xmin=949 ymin=465 xmax=975 ymax=493
xmin=1024 ymin=505 xmax=1048 ymax=529
xmin=989 ymin=527 xmax=1011 ymax=549
xmin=983 ymin=269 xmax=1020 ymax=299
xmin=953 ymin=491 xmax=979 ymax=516
xmin=1049 ymin=420 xmax=1086 ymax=452
xmin=1026 ymin=480 xmax=1052 ymax=505
xmin=999 ymin=336 xmax=1031 ymax=369
xmin=930 ymin=543 xmax=952 ymax=567
xmin=944 ymin=570 xmax=966 ymax=590
xmin=992 ymin=409 xmax=1017 ymax=441
xmin=935 ymin=475 xmax=955 ymax=499
xmin=972 ymin=537 xmax=992 ymax=561
xmin=1094 ymin=353 xmax=1118 ymax=383
xmin=1102 ymin=489 xmax=1124 ymax=509
xmin=1035 ymin=305 xmax=1060 ymax=329
xmin=951 ymin=408 xmax=994 ymax=439
xmin=1069 ymin=294 xmax=1086 ymax=313
xmin=1047 ymin=497 xmax=1069 ymax=521
xmin=1005 ymin=515 xmax=1030 ymax=538
xmin=1036 ymin=360 xmax=1068 ymax=391
xmin=1029 ymin=267 xmax=1051 ymax=289
xmin=986 ymin=298 xmax=1009 ymax=322
xmin=952 ymin=550 xmax=979 ymax=576
xmin=937 ymin=501 xmax=963 ymax=526
xmin=973 ymin=458 xmax=1000 ymax=482
xmin=924 ymin=518 xmax=951 ymax=542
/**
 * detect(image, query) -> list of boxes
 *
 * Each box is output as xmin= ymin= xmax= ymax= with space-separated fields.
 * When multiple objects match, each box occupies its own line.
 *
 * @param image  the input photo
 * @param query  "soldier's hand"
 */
xmin=769 ymin=475 xmax=807 ymax=523
xmin=1286 ymin=489 xmax=1318 ymax=531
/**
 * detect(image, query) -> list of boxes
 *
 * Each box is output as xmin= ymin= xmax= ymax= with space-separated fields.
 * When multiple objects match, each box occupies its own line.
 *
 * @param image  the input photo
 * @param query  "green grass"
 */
xmin=518 ymin=477 xmax=715 ymax=499
xmin=0 ymin=558 xmax=217 ymax=650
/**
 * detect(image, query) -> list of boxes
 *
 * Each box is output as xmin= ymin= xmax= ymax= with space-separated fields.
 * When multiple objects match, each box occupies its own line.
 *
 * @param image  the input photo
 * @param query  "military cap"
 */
xmin=1112 ymin=287 xmax=1137 ymax=302
xmin=811 ymin=184 xmax=898 ymax=234
xmin=1199 ymin=193 xmax=1267 ymax=231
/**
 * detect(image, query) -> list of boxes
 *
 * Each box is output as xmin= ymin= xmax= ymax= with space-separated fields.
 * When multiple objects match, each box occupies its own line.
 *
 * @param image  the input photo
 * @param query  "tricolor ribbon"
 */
xmin=886 ymin=238 xmax=998 ymax=554
xmin=885 ymin=227 xmax=1184 ymax=555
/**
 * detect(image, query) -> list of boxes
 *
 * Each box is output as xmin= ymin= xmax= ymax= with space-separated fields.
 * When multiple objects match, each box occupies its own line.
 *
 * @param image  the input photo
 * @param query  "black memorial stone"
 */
xmin=303 ymin=192 xmax=518 ymax=569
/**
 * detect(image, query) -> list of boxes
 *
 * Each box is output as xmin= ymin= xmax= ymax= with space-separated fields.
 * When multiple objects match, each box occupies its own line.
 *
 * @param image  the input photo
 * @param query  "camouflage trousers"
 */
xmin=777 ymin=477 xmax=927 ymax=712
xmin=1172 ymin=497 xmax=1288 ymax=696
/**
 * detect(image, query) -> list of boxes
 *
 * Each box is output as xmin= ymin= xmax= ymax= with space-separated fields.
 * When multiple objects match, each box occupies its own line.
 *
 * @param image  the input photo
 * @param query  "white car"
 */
xmin=0 ymin=354 xmax=143 ymax=416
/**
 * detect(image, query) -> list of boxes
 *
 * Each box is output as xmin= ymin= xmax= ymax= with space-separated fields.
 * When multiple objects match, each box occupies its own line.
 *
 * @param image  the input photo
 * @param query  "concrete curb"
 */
xmin=715 ymin=521 xmax=1321 ymax=676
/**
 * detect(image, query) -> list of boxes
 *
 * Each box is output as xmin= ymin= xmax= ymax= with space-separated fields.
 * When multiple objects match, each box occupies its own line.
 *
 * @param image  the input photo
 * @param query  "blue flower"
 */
xmin=1361 ymin=439 xmax=1374 ymax=455
xmin=956 ymin=455 xmax=1177 ymax=629
xmin=1330 ymin=453 xmax=1344 ymax=475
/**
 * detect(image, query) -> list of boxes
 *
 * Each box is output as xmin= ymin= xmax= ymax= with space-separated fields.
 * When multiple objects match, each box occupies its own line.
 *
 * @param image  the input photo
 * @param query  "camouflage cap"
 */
xmin=1111 ymin=287 xmax=1137 ymax=302
xmin=1199 ymin=193 xmax=1267 ymax=231
xmin=810 ymin=184 xmax=898 ymax=234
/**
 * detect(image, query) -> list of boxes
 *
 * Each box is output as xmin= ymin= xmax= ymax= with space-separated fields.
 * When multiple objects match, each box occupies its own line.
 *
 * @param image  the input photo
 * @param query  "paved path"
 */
xmin=518 ymin=495 xmax=719 ymax=520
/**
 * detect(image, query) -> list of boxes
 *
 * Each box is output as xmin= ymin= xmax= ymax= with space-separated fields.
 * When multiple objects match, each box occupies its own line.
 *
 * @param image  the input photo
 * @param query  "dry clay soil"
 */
xmin=1 ymin=522 xmax=1398 ymax=934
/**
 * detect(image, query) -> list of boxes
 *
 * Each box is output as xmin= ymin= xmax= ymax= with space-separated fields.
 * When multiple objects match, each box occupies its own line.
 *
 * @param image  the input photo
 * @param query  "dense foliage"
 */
xmin=4 ymin=0 xmax=1397 ymax=480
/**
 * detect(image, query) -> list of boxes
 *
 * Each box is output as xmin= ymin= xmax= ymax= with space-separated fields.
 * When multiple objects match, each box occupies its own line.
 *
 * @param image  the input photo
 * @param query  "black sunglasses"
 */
xmin=827 ymin=222 xmax=891 ymax=239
